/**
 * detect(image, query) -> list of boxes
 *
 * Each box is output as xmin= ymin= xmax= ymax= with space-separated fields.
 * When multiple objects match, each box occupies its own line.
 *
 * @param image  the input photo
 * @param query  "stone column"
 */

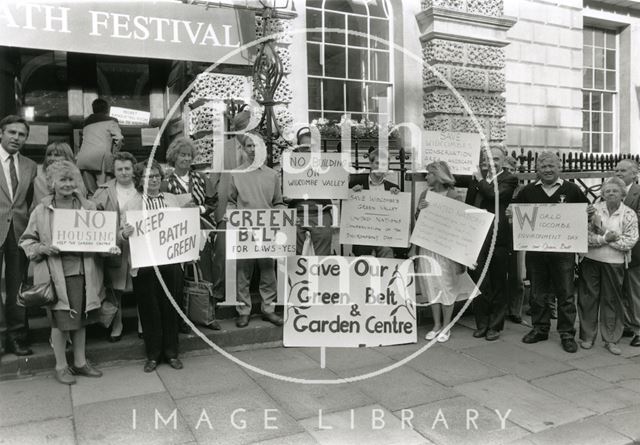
xmin=416 ymin=0 xmax=516 ymax=151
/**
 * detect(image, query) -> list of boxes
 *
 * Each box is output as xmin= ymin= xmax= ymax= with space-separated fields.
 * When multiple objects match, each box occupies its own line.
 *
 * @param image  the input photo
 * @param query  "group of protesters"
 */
xmin=1 ymin=99 xmax=640 ymax=387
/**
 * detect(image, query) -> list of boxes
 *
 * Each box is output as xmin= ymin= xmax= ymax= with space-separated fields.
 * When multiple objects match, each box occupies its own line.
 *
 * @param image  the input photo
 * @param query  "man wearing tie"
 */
xmin=0 ymin=115 xmax=37 ymax=356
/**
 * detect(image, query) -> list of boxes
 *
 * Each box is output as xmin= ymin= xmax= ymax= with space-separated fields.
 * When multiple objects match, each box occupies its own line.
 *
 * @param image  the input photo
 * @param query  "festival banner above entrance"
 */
xmin=0 ymin=1 xmax=255 ymax=65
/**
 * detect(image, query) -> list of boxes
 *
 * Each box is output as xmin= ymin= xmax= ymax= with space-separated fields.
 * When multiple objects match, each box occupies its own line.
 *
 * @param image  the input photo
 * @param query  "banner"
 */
xmin=284 ymin=256 xmax=417 ymax=347
xmin=226 ymin=209 xmax=296 ymax=259
xmin=0 ymin=1 xmax=255 ymax=65
xmin=282 ymin=152 xmax=350 ymax=199
xmin=512 ymin=203 xmax=588 ymax=253
xmin=110 ymin=107 xmax=150 ymax=126
xmin=52 ymin=209 xmax=117 ymax=252
xmin=339 ymin=190 xmax=411 ymax=248
xmin=410 ymin=193 xmax=494 ymax=268
xmin=418 ymin=131 xmax=481 ymax=175
xmin=126 ymin=208 xmax=200 ymax=268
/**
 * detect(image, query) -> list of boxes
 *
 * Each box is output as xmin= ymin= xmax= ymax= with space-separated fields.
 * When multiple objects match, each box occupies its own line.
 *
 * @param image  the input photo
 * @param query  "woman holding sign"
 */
xmin=121 ymin=160 xmax=185 ymax=373
xmin=409 ymin=161 xmax=465 ymax=343
xmin=20 ymin=161 xmax=119 ymax=385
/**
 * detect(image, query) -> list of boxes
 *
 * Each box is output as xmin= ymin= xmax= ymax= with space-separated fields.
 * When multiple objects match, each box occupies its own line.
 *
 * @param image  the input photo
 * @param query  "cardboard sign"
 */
xmin=52 ymin=209 xmax=117 ymax=252
xmin=25 ymin=125 xmax=48 ymax=145
xmin=127 ymin=208 xmax=200 ymax=268
xmin=418 ymin=131 xmax=481 ymax=175
xmin=339 ymin=190 xmax=412 ymax=248
xmin=110 ymin=107 xmax=150 ymax=126
xmin=284 ymin=256 xmax=417 ymax=347
xmin=226 ymin=209 xmax=297 ymax=259
xmin=512 ymin=203 xmax=588 ymax=253
xmin=282 ymin=152 xmax=350 ymax=199
xmin=410 ymin=193 xmax=494 ymax=268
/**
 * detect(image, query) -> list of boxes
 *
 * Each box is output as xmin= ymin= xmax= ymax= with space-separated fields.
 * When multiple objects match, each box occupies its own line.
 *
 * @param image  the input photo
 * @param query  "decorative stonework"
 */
xmin=193 ymin=136 xmax=214 ymax=165
xmin=421 ymin=0 xmax=503 ymax=17
xmin=424 ymin=64 xmax=505 ymax=92
xmin=423 ymin=91 xmax=505 ymax=117
xmin=188 ymin=73 xmax=253 ymax=105
xmin=423 ymin=40 xmax=505 ymax=68
xmin=255 ymin=16 xmax=293 ymax=44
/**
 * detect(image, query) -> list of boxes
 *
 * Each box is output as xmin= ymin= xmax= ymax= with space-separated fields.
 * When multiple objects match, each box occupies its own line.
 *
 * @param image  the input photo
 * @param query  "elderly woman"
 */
xmin=33 ymin=142 xmax=87 ymax=208
xmin=409 ymin=161 xmax=466 ymax=343
xmin=122 ymin=160 xmax=186 ymax=372
xmin=578 ymin=177 xmax=639 ymax=355
xmin=20 ymin=161 xmax=119 ymax=384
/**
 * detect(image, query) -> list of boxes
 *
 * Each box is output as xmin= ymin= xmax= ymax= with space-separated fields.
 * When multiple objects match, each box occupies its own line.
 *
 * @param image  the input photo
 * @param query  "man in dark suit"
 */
xmin=466 ymin=147 xmax=518 ymax=341
xmin=615 ymin=159 xmax=640 ymax=347
xmin=348 ymin=149 xmax=400 ymax=258
xmin=0 ymin=115 xmax=38 ymax=356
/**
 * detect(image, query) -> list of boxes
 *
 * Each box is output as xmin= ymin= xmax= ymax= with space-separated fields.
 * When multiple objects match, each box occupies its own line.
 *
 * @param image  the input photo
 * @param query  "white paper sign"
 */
xmin=418 ymin=130 xmax=481 ymax=175
xmin=226 ymin=209 xmax=297 ymax=259
xmin=339 ymin=190 xmax=411 ymax=248
xmin=512 ymin=203 xmax=588 ymax=253
xmin=25 ymin=124 xmax=48 ymax=145
xmin=283 ymin=256 xmax=417 ymax=347
xmin=410 ymin=193 xmax=494 ymax=268
xmin=110 ymin=106 xmax=150 ymax=126
xmin=52 ymin=209 xmax=117 ymax=252
xmin=282 ymin=152 xmax=349 ymax=199
xmin=141 ymin=127 xmax=160 ymax=146
xmin=127 ymin=208 xmax=200 ymax=268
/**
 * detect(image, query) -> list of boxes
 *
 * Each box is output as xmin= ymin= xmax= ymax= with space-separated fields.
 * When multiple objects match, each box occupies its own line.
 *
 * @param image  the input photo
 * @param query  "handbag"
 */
xmin=17 ymin=260 xmax=57 ymax=308
xmin=184 ymin=261 xmax=217 ymax=328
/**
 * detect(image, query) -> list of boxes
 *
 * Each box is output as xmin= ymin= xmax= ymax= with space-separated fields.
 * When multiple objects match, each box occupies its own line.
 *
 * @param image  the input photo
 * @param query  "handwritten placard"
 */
xmin=340 ymin=190 xmax=411 ymax=248
xmin=410 ymin=192 xmax=494 ymax=268
xmin=126 ymin=208 xmax=200 ymax=268
xmin=418 ymin=130 xmax=481 ymax=175
xmin=282 ymin=152 xmax=349 ymax=199
xmin=52 ymin=209 xmax=117 ymax=252
xmin=226 ymin=209 xmax=297 ymax=259
xmin=283 ymin=256 xmax=416 ymax=347
xmin=512 ymin=203 xmax=588 ymax=253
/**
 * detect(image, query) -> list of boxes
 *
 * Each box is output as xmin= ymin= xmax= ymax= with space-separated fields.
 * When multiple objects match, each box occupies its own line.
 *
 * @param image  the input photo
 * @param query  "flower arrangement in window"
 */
xmin=311 ymin=117 xmax=399 ymax=140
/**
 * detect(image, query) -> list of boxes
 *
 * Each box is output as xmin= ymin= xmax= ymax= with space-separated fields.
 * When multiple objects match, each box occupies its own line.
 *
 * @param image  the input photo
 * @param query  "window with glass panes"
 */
xmin=306 ymin=0 xmax=393 ymax=125
xmin=582 ymin=27 xmax=617 ymax=153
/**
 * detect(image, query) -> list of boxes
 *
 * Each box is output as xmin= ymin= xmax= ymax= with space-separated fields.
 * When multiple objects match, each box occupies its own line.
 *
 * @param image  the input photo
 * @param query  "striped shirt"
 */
xmin=142 ymin=193 xmax=167 ymax=210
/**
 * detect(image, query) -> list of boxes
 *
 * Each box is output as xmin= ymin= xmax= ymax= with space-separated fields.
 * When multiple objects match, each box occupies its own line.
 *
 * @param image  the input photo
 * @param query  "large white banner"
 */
xmin=226 ymin=209 xmax=297 ymax=259
xmin=339 ymin=190 xmax=412 ymax=248
xmin=284 ymin=256 xmax=417 ymax=347
xmin=282 ymin=152 xmax=350 ymax=199
xmin=52 ymin=209 xmax=117 ymax=253
xmin=410 ymin=193 xmax=494 ymax=268
xmin=512 ymin=203 xmax=588 ymax=253
xmin=418 ymin=130 xmax=481 ymax=175
xmin=126 ymin=208 xmax=200 ymax=268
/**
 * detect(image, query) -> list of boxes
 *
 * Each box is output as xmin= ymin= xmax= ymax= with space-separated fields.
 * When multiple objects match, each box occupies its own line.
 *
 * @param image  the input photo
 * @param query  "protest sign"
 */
xmin=410 ymin=192 xmax=494 ymax=268
xmin=226 ymin=209 xmax=297 ymax=259
xmin=418 ymin=130 xmax=481 ymax=175
xmin=110 ymin=106 xmax=150 ymax=126
xmin=52 ymin=209 xmax=117 ymax=252
xmin=512 ymin=203 xmax=588 ymax=253
xmin=339 ymin=190 xmax=411 ymax=248
xmin=126 ymin=208 xmax=200 ymax=268
xmin=282 ymin=152 xmax=349 ymax=199
xmin=283 ymin=256 xmax=416 ymax=347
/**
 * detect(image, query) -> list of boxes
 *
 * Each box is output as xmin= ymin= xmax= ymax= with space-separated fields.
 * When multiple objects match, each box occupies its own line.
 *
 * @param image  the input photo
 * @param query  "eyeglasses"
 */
xmin=147 ymin=174 xmax=161 ymax=180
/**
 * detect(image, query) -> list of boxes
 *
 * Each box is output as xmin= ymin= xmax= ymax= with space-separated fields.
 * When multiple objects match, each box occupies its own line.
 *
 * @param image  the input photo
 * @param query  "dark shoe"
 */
xmin=522 ymin=330 xmax=548 ymax=344
xmin=472 ymin=328 xmax=487 ymax=338
xmin=168 ymin=358 xmax=183 ymax=370
xmin=6 ymin=338 xmax=33 ymax=356
xmin=561 ymin=337 xmax=578 ymax=353
xmin=631 ymin=335 xmax=640 ymax=347
xmin=55 ymin=367 xmax=76 ymax=385
xmin=507 ymin=315 xmax=522 ymax=324
xmin=179 ymin=324 xmax=191 ymax=334
xmin=485 ymin=330 xmax=500 ymax=341
xmin=138 ymin=332 xmax=144 ymax=339
xmin=108 ymin=335 xmax=122 ymax=343
xmin=208 ymin=320 xmax=222 ymax=331
xmin=143 ymin=360 xmax=158 ymax=373
xmin=623 ymin=328 xmax=634 ymax=338
xmin=262 ymin=312 xmax=283 ymax=326
xmin=71 ymin=363 xmax=103 ymax=378
xmin=236 ymin=315 xmax=249 ymax=328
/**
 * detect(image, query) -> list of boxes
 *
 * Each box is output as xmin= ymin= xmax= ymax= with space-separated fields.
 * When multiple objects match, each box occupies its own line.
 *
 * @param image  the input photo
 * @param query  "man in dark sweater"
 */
xmin=510 ymin=152 xmax=589 ymax=353
xmin=466 ymin=147 xmax=518 ymax=341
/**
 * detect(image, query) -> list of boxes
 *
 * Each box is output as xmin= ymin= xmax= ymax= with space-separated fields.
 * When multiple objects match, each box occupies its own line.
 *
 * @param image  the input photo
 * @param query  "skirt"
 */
xmin=415 ymin=247 xmax=463 ymax=306
xmin=47 ymin=275 xmax=99 ymax=331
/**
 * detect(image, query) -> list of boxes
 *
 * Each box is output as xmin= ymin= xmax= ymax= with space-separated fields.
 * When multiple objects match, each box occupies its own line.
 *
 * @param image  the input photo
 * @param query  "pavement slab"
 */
xmin=586 ymin=363 xmax=640 ymax=383
xmin=175 ymin=384 xmax=303 ymax=445
xmin=71 ymin=363 xmax=165 ymax=406
xmin=593 ymin=405 xmax=640 ymax=442
xmin=567 ymin=351 xmax=630 ymax=370
xmin=247 ymin=432 xmax=319 ymax=445
xmin=300 ymin=347 xmax=394 ymax=372
xmin=251 ymin=368 xmax=373 ymax=420
xmin=233 ymin=347 xmax=320 ymax=375
xmin=397 ymin=395 xmax=528 ymax=445
xmin=0 ymin=417 xmax=75 ymax=445
xmin=74 ymin=392 xmax=194 ymax=445
xmin=0 ymin=375 xmax=72 ymax=427
xmin=300 ymin=404 xmax=430 ymax=445
xmin=506 ymin=419 xmax=631 ymax=445
xmin=454 ymin=375 xmax=596 ymax=433
xmin=617 ymin=378 xmax=640 ymax=393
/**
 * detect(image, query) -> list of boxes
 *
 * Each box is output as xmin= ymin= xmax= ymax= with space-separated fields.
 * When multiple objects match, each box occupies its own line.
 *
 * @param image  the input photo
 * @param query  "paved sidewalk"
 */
xmin=1 ymin=316 xmax=640 ymax=445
